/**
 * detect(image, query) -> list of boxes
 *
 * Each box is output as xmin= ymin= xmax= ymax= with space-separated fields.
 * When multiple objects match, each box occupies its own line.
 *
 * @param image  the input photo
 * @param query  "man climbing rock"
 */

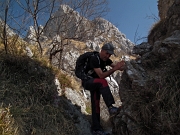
xmin=77 ymin=42 xmax=126 ymax=135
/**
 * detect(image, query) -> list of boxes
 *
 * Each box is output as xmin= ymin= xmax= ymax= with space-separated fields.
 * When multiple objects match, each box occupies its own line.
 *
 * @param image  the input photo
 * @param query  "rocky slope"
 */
xmin=3 ymin=1 xmax=179 ymax=134
xmin=114 ymin=0 xmax=180 ymax=134
xmin=23 ymin=4 xmax=135 ymax=135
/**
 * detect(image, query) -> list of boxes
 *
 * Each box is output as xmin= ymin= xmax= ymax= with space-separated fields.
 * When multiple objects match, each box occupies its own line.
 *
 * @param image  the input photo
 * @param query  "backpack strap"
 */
xmin=86 ymin=52 xmax=100 ymax=76
xmin=96 ymin=54 xmax=100 ymax=65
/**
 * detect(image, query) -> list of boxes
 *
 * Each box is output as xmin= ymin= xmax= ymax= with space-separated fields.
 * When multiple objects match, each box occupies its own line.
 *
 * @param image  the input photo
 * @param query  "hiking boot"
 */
xmin=108 ymin=106 xmax=121 ymax=116
xmin=93 ymin=130 xmax=109 ymax=135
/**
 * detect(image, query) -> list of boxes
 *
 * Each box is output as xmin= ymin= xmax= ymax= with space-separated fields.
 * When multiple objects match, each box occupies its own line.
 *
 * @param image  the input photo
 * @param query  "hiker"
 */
xmin=81 ymin=43 xmax=126 ymax=135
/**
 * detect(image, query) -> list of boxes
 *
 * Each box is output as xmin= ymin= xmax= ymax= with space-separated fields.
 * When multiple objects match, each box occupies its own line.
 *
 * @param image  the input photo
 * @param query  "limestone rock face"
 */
xmin=114 ymin=0 xmax=180 ymax=134
xmin=158 ymin=0 xmax=174 ymax=19
xmin=148 ymin=0 xmax=180 ymax=44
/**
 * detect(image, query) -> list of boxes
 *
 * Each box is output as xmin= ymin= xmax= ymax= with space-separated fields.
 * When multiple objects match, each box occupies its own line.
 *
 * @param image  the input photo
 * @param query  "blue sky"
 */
xmin=105 ymin=0 xmax=159 ymax=44
xmin=8 ymin=0 xmax=158 ymax=44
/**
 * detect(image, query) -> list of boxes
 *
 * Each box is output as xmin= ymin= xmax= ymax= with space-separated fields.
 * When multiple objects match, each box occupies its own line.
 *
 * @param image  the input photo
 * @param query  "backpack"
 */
xmin=75 ymin=51 xmax=99 ymax=80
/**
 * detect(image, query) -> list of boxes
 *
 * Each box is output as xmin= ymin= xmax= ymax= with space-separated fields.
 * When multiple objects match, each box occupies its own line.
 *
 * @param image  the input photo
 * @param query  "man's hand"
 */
xmin=95 ymin=60 xmax=126 ymax=78
xmin=119 ymin=60 xmax=126 ymax=71
xmin=113 ymin=60 xmax=126 ymax=71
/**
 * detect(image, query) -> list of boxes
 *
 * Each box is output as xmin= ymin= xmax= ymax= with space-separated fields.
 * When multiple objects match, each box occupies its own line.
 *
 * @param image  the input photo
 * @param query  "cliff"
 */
xmin=114 ymin=0 xmax=180 ymax=134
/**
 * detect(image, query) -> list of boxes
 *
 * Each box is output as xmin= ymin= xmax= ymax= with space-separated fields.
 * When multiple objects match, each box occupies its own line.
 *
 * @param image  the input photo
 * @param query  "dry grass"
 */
xmin=0 ymin=105 xmax=17 ymax=134
xmin=0 ymin=52 xmax=79 ymax=135
xmin=70 ymin=40 xmax=87 ymax=50
xmin=120 ymin=59 xmax=180 ymax=135
xmin=69 ymin=76 xmax=82 ymax=91
xmin=147 ymin=18 xmax=167 ymax=44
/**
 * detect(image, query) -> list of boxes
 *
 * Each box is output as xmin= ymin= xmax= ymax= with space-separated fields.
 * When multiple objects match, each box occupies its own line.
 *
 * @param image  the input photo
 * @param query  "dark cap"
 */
xmin=102 ymin=43 xmax=115 ymax=55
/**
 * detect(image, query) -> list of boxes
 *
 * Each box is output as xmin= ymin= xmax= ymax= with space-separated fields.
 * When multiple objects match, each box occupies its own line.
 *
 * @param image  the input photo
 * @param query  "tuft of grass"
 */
xmin=148 ymin=18 xmax=167 ymax=44
xmin=119 ymin=58 xmax=180 ymax=135
xmin=0 ymin=105 xmax=17 ymax=135
xmin=0 ymin=53 xmax=79 ymax=135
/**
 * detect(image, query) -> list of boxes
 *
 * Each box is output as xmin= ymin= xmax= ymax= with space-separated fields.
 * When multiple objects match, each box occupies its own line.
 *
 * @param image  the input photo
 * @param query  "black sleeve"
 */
xmin=106 ymin=59 xmax=113 ymax=66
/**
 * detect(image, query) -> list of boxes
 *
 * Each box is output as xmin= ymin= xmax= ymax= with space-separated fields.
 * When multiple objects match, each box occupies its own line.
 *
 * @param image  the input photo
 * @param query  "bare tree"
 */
xmin=134 ymin=12 xmax=159 ymax=45
xmin=134 ymin=25 xmax=147 ymax=45
xmin=15 ymin=0 xmax=58 ymax=55
xmin=0 ymin=0 xmax=11 ymax=54
xmin=0 ymin=0 xmax=42 ymax=54
xmin=0 ymin=0 xmax=108 ymax=68
xmin=44 ymin=0 xmax=108 ymax=68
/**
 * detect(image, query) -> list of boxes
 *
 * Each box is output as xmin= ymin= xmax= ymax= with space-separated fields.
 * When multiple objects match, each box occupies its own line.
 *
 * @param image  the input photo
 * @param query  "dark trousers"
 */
xmin=82 ymin=78 xmax=115 ymax=131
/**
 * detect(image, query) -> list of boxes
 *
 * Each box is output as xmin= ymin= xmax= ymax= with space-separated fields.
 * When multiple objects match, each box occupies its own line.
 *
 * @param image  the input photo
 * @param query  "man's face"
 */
xmin=100 ymin=50 xmax=112 ymax=61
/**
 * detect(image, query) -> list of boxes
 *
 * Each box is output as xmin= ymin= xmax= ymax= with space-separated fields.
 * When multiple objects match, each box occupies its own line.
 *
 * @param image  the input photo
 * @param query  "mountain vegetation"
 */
xmin=0 ymin=0 xmax=180 ymax=135
xmin=0 ymin=40 xmax=80 ymax=134
xmin=116 ymin=0 xmax=180 ymax=134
